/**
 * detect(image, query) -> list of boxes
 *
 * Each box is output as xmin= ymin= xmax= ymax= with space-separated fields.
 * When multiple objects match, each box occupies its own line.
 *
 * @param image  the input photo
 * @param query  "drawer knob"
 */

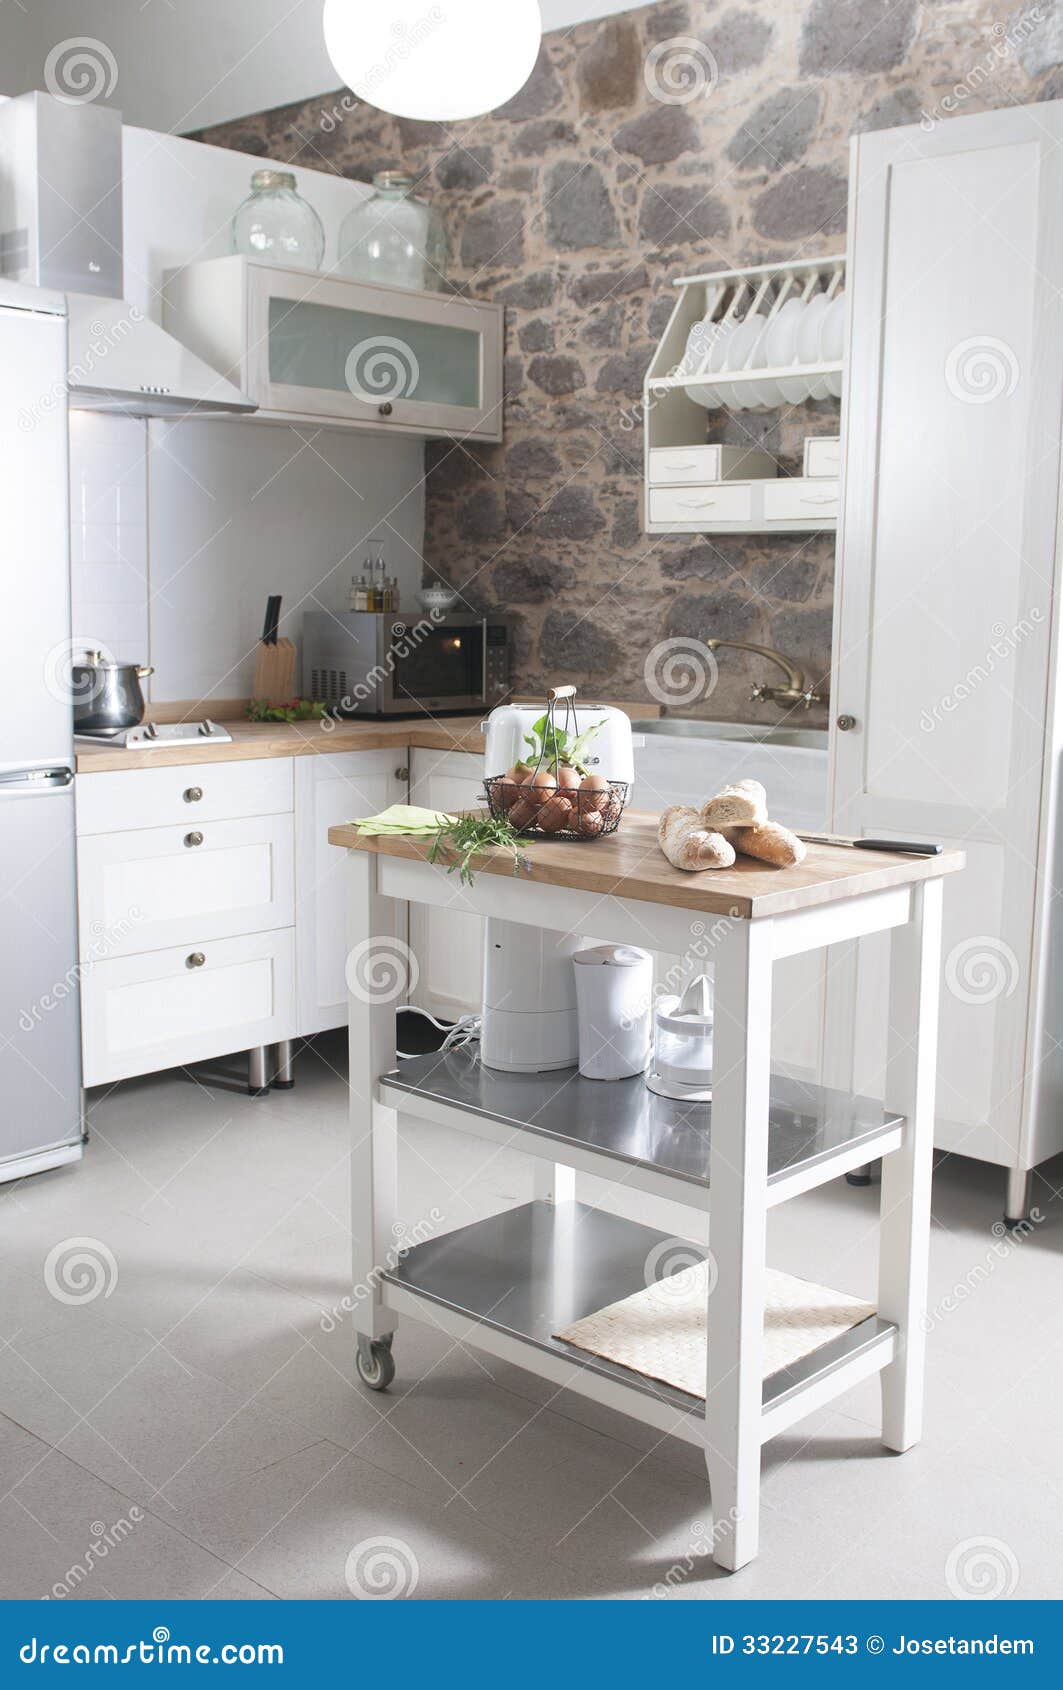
xmin=184 ymin=830 xmax=204 ymax=848
xmin=183 ymin=786 xmax=203 ymax=803
xmin=836 ymin=713 xmax=857 ymax=732
xmin=395 ymin=765 xmax=409 ymax=782
xmin=186 ymin=951 xmax=206 ymax=969
xmin=378 ymin=401 xmax=393 ymax=417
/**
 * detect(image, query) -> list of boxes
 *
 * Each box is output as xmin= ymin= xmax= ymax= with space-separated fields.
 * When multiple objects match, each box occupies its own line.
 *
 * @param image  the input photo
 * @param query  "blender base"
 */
xmin=644 ymin=1069 xmax=712 ymax=1105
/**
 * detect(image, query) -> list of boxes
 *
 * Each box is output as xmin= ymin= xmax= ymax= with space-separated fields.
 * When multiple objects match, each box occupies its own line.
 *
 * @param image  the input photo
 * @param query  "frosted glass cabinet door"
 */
xmin=829 ymin=104 xmax=1063 ymax=1167
xmin=246 ymin=266 xmax=503 ymax=439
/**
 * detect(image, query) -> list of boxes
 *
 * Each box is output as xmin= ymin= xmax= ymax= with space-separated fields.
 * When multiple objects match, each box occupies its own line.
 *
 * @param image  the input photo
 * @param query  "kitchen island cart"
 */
xmin=329 ymin=811 xmax=963 ymax=1572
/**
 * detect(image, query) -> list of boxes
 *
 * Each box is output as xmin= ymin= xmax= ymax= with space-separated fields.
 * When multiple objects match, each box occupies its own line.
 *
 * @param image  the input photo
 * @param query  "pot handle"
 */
xmin=136 ymin=665 xmax=155 ymax=678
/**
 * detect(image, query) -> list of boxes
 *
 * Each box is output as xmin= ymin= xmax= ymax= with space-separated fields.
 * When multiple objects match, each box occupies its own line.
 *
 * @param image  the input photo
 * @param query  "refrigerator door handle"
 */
xmin=0 ymin=766 xmax=74 ymax=792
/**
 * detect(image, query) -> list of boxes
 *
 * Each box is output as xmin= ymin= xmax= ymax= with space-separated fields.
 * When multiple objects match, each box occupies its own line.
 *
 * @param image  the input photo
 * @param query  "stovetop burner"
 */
xmin=75 ymin=719 xmax=234 ymax=749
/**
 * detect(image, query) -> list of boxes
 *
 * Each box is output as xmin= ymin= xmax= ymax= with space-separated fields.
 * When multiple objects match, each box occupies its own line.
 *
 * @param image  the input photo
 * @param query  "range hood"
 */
xmin=0 ymin=92 xmax=255 ymax=418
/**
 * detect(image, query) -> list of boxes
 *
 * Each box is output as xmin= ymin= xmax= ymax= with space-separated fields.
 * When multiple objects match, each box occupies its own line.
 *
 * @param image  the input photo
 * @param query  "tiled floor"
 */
xmin=2 ymin=1033 xmax=1062 ymax=1601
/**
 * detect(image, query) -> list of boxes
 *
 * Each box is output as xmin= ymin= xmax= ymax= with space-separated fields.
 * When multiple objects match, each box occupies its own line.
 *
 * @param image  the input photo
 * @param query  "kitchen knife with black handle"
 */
xmin=262 ymin=595 xmax=282 ymax=645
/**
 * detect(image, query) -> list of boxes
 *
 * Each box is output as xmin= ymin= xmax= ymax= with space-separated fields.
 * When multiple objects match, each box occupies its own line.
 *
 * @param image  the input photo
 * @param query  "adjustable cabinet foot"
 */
xmin=247 ymin=1046 xmax=269 ymax=1097
xmin=271 ymin=1039 xmax=295 ymax=1089
xmin=1004 ymin=1166 xmax=1032 ymax=1229
xmin=846 ymin=1164 xmax=873 ymax=1187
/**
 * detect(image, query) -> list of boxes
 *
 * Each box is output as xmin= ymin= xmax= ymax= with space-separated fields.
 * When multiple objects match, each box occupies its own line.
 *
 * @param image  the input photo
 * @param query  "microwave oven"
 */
xmin=303 ymin=611 xmax=513 ymax=716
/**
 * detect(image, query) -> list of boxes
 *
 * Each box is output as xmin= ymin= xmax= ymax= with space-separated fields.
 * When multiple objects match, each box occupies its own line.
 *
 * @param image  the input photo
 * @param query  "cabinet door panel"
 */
xmin=408 ymin=750 xmax=485 ymax=1020
xmin=830 ymin=108 xmax=1063 ymax=1164
xmin=296 ymin=749 xmax=405 ymax=1037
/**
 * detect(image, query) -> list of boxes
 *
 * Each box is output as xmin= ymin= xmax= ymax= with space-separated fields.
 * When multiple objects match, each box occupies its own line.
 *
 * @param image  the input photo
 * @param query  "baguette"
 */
xmin=701 ymin=778 xmax=768 ymax=829
xmin=724 ymin=820 xmax=806 ymax=868
xmin=658 ymin=805 xmax=736 ymax=872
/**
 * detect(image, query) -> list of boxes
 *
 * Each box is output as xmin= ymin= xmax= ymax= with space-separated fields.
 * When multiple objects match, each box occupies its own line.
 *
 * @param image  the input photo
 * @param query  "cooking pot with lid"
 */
xmin=72 ymin=651 xmax=154 ymax=731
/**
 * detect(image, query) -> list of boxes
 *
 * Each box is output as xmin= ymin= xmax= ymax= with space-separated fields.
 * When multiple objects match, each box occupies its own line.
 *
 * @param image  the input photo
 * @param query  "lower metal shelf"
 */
xmin=382 ymin=1200 xmax=895 ymax=1424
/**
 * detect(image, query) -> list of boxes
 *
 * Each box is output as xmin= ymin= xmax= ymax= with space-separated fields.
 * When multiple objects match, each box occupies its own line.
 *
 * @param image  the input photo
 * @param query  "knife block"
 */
xmin=252 ymin=638 xmax=296 ymax=704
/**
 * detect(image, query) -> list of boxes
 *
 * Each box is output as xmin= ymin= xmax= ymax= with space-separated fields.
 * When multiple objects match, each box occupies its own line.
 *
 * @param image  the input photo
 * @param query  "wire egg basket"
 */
xmin=481 ymin=686 xmax=630 ymax=843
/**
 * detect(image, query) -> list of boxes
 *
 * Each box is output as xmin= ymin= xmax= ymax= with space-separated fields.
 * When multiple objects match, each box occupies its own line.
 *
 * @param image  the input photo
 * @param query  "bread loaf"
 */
xmin=724 ymin=821 xmax=806 ymax=868
xmin=701 ymin=779 xmax=768 ymax=829
xmin=658 ymin=805 xmax=736 ymax=872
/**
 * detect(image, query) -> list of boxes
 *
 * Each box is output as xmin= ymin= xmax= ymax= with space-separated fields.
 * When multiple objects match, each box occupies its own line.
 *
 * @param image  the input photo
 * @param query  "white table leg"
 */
xmin=347 ymin=847 xmax=401 ymax=1345
xmin=531 ymin=1163 xmax=576 ymax=1204
xmin=878 ymin=878 xmax=942 ymax=1451
xmin=705 ymin=916 xmax=774 ymax=1573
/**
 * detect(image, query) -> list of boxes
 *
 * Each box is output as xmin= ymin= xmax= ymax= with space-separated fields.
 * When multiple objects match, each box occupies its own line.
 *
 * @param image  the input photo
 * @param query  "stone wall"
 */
xmin=195 ymin=0 xmax=1062 ymax=724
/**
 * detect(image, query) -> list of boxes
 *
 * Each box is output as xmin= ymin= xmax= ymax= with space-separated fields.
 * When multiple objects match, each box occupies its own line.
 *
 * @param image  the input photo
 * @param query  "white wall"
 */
xmin=0 ymin=1 xmax=649 ymax=133
xmin=69 ymin=411 xmax=425 ymax=704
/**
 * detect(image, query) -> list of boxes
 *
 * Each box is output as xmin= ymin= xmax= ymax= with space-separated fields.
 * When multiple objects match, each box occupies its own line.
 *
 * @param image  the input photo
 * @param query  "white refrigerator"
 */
xmin=0 ymin=280 xmax=83 ymax=1179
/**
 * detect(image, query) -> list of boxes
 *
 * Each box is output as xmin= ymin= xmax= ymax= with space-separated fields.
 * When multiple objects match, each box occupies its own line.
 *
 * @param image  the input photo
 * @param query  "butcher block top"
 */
xmin=75 ymin=716 xmax=486 ymax=773
xmin=328 ymin=809 xmax=964 ymax=921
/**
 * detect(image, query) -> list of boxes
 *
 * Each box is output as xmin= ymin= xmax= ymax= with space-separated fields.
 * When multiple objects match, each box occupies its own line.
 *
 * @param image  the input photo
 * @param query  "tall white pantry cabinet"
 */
xmin=829 ymin=100 xmax=1063 ymax=1218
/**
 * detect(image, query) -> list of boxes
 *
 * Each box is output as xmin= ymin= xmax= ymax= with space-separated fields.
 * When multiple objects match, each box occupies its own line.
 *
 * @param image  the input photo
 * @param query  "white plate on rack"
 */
xmin=685 ymin=317 xmax=736 ymax=408
xmin=786 ymin=294 xmax=831 ymax=402
xmin=713 ymin=313 xmax=766 ymax=410
xmin=678 ymin=315 xmax=716 ymax=377
xmin=820 ymin=294 xmax=846 ymax=397
xmin=753 ymin=298 xmax=805 ymax=408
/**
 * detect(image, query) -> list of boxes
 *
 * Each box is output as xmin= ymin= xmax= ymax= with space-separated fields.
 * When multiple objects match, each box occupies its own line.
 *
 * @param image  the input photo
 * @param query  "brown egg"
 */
xmin=579 ymin=772 xmax=610 ymax=813
xmin=578 ymin=808 xmax=605 ymax=839
xmin=538 ymin=793 xmax=573 ymax=833
xmin=556 ymin=763 xmax=581 ymax=792
xmin=507 ymin=796 xmax=538 ymax=831
xmin=528 ymin=767 xmax=559 ymax=806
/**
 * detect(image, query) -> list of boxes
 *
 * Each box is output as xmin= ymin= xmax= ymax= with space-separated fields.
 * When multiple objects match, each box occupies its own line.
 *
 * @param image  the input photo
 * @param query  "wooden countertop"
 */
xmin=328 ymin=809 xmax=964 ymax=920
xmin=75 ymin=716 xmax=486 ymax=773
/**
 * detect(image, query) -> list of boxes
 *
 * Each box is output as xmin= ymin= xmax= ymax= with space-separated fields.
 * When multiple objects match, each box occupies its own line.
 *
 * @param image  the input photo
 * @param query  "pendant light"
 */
xmin=322 ymin=0 xmax=543 ymax=123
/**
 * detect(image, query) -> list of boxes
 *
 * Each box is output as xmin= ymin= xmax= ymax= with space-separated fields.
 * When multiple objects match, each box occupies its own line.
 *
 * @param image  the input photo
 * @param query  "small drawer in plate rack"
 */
xmin=762 ymin=479 xmax=839 ymax=523
xmin=648 ymin=445 xmax=775 ymax=485
xmin=803 ymin=436 xmax=841 ymax=478
xmin=649 ymin=484 xmax=753 ymax=526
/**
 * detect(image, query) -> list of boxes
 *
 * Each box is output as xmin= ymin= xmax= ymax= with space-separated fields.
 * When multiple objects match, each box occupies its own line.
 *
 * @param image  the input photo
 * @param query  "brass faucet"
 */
xmin=703 ymin=638 xmax=825 ymax=710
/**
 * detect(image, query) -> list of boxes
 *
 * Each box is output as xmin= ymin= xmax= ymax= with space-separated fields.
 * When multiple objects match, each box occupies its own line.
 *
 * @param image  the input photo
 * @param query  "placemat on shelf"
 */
xmin=554 ymin=1263 xmax=875 ymax=1398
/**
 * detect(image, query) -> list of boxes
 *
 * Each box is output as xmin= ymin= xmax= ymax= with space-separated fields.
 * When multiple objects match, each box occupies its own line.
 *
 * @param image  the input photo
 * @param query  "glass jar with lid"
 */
xmin=337 ymin=170 xmax=448 ymax=292
xmin=230 ymin=169 xmax=326 ymax=270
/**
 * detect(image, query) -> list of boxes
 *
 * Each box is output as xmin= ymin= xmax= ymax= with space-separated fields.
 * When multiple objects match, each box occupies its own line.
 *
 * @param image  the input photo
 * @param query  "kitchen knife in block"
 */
xmin=252 ymin=637 xmax=296 ymax=704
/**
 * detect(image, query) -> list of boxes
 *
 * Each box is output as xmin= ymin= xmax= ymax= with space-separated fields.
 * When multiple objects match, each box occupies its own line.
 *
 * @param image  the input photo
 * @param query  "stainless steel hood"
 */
xmin=0 ymin=92 xmax=255 ymax=417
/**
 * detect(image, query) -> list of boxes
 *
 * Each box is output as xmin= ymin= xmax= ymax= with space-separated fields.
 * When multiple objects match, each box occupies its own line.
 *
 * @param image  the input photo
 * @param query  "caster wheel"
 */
xmin=356 ymin=1334 xmax=395 ymax=1392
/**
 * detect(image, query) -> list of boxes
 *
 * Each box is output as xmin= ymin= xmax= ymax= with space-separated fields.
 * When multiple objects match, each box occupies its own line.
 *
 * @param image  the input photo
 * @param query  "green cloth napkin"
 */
xmin=352 ymin=804 xmax=456 ymax=837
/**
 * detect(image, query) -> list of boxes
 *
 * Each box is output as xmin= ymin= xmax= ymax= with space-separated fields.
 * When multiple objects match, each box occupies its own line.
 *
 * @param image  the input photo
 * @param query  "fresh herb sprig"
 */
xmin=523 ymin=711 xmax=605 ymax=776
xmin=428 ymin=810 xmax=531 ymax=886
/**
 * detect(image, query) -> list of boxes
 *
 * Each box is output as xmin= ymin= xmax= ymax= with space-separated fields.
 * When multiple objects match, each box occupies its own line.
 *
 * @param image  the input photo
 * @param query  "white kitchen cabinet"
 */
xmin=830 ymin=101 xmax=1063 ymax=1212
xmin=75 ymin=756 xmax=293 ymax=835
xmin=408 ymin=747 xmax=486 ymax=1021
xmin=164 ymin=257 xmax=503 ymax=443
xmin=294 ymin=748 xmax=407 ymax=1037
xmin=81 ymin=929 xmax=296 ymax=1088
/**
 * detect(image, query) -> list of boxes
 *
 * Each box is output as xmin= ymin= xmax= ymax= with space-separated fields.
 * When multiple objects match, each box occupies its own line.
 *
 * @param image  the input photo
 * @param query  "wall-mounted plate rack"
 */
xmin=642 ymin=254 xmax=847 ymax=536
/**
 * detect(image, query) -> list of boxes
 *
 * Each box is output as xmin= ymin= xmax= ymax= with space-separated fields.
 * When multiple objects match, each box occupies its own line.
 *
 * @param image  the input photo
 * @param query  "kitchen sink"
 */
xmin=632 ymin=718 xmax=828 ymax=751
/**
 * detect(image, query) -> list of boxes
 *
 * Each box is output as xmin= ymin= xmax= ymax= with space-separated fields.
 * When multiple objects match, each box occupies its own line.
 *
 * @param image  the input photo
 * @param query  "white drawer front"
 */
xmin=81 ymin=929 xmax=296 ymax=1087
xmin=649 ymin=484 xmax=753 ymax=525
xmin=648 ymin=446 xmax=774 ymax=485
xmin=762 ymin=479 xmax=839 ymax=522
xmin=76 ymin=756 xmax=293 ymax=835
xmin=803 ymin=437 xmax=841 ymax=477
xmin=78 ymin=814 xmax=294 ymax=955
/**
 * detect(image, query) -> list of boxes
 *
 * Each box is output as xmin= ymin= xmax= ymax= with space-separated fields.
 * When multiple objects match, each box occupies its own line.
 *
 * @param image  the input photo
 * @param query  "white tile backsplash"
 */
xmin=67 ymin=411 xmax=425 ymax=704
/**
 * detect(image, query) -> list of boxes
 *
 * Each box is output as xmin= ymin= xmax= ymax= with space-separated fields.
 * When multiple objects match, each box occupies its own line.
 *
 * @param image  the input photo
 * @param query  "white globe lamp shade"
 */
xmin=323 ymin=0 xmax=543 ymax=123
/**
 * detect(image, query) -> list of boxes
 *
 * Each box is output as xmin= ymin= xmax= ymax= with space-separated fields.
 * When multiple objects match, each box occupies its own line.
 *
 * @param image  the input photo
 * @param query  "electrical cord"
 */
xmin=396 ymin=1004 xmax=481 ymax=1059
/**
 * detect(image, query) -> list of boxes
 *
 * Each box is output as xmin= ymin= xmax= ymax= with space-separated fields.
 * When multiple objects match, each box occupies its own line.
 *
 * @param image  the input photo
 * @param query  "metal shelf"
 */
xmin=382 ymin=1200 xmax=897 ymax=1442
xmin=381 ymin=1050 xmax=903 ymax=1210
